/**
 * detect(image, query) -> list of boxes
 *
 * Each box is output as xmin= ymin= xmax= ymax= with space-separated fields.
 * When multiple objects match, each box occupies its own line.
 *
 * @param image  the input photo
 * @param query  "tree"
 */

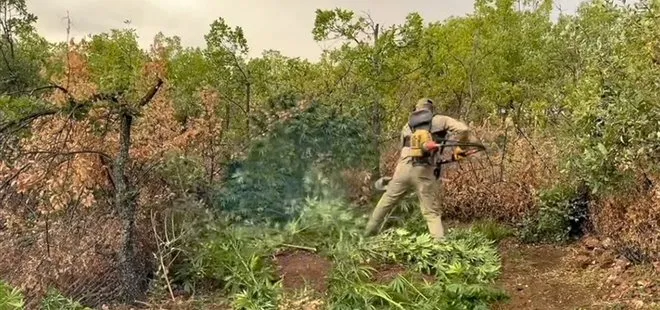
xmin=312 ymin=9 xmax=424 ymax=177
xmin=204 ymin=18 xmax=252 ymax=138
xmin=0 ymin=0 xmax=46 ymax=94
xmin=0 ymin=29 xmax=163 ymax=303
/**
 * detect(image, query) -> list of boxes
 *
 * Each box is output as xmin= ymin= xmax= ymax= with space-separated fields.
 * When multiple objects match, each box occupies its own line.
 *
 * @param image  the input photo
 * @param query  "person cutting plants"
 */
xmin=364 ymin=98 xmax=484 ymax=240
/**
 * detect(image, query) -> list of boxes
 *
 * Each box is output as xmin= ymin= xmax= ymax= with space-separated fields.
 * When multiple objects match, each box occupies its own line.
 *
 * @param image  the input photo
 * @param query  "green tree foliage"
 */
xmin=204 ymin=17 xmax=252 ymax=137
xmin=548 ymin=0 xmax=660 ymax=192
xmin=0 ymin=0 xmax=48 ymax=94
xmin=84 ymin=29 xmax=147 ymax=98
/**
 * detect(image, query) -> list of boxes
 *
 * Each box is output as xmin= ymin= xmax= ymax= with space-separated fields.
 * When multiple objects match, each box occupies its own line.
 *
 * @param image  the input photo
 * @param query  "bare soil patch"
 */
xmin=273 ymin=250 xmax=332 ymax=294
xmin=492 ymin=236 xmax=660 ymax=310
xmin=492 ymin=239 xmax=600 ymax=310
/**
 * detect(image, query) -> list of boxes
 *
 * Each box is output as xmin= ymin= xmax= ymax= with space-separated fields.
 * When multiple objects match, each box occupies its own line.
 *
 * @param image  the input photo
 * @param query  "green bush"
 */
xmin=0 ymin=281 xmax=24 ymax=310
xmin=174 ymin=223 xmax=282 ymax=309
xmin=280 ymin=197 xmax=366 ymax=249
xmin=520 ymin=185 xmax=589 ymax=243
xmin=173 ymin=198 xmax=507 ymax=309
xmin=326 ymin=228 xmax=507 ymax=309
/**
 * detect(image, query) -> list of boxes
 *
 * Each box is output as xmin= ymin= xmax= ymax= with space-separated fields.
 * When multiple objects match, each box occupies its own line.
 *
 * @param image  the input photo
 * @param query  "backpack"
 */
xmin=407 ymin=109 xmax=437 ymax=163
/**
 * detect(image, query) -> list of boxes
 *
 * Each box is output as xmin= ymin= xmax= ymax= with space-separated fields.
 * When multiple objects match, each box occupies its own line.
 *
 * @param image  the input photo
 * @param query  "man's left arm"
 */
xmin=434 ymin=116 xmax=478 ymax=142
xmin=433 ymin=115 xmax=481 ymax=159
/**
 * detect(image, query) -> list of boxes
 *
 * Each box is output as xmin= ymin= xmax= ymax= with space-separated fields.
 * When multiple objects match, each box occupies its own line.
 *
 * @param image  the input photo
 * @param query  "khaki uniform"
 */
xmin=364 ymin=107 xmax=478 ymax=240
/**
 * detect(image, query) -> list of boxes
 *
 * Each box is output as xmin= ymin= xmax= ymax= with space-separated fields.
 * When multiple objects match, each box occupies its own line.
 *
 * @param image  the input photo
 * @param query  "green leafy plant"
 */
xmin=0 ymin=281 xmax=24 ymax=310
xmin=326 ymin=228 xmax=507 ymax=309
xmin=172 ymin=195 xmax=507 ymax=309
xmin=177 ymin=224 xmax=282 ymax=306
xmin=520 ymin=185 xmax=589 ymax=243
xmin=281 ymin=197 xmax=366 ymax=249
xmin=39 ymin=288 xmax=91 ymax=310
xmin=215 ymin=101 xmax=377 ymax=225
xmin=470 ymin=219 xmax=515 ymax=243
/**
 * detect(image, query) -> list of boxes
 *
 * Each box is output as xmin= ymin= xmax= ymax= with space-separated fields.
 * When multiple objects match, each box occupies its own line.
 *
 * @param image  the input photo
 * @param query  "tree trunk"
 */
xmin=371 ymin=23 xmax=383 ymax=179
xmin=246 ymin=80 xmax=251 ymax=139
xmin=115 ymin=111 xmax=140 ymax=303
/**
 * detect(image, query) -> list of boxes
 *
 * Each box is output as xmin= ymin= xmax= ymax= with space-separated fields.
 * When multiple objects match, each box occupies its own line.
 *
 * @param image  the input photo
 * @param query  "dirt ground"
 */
xmin=492 ymin=237 xmax=660 ymax=310
xmin=270 ymin=237 xmax=660 ymax=310
xmin=273 ymin=250 xmax=333 ymax=294
xmin=115 ymin=235 xmax=659 ymax=310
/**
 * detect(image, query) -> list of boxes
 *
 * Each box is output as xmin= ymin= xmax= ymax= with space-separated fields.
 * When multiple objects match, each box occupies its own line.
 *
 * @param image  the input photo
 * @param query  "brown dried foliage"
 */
xmin=0 ymin=42 xmax=226 ymax=307
xmin=440 ymin=126 xmax=560 ymax=223
xmin=591 ymin=173 xmax=660 ymax=261
xmin=0 ymin=207 xmax=156 ymax=309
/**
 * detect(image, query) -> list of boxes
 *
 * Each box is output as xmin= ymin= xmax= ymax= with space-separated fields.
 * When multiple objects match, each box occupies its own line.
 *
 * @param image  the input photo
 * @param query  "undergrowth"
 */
xmin=0 ymin=282 xmax=90 ymax=310
xmin=519 ymin=184 xmax=590 ymax=244
xmin=171 ymin=197 xmax=508 ymax=309
xmin=0 ymin=281 xmax=23 ymax=310
xmin=325 ymin=227 xmax=507 ymax=310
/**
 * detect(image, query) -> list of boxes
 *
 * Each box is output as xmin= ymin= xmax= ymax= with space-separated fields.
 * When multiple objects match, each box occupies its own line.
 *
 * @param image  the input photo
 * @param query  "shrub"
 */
xmin=520 ymin=184 xmax=589 ymax=243
xmin=326 ymin=228 xmax=507 ymax=309
xmin=174 ymin=222 xmax=282 ymax=308
xmin=590 ymin=173 xmax=660 ymax=261
xmin=0 ymin=281 xmax=24 ymax=310
xmin=281 ymin=197 xmax=366 ymax=250
xmin=172 ymin=198 xmax=507 ymax=309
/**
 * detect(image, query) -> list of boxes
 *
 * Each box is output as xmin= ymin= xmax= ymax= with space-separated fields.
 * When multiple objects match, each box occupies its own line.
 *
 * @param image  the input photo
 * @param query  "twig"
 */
xmin=280 ymin=243 xmax=317 ymax=252
xmin=514 ymin=125 xmax=553 ymax=175
xmin=150 ymin=210 xmax=175 ymax=301
xmin=500 ymin=123 xmax=509 ymax=182
xmin=138 ymin=78 xmax=164 ymax=107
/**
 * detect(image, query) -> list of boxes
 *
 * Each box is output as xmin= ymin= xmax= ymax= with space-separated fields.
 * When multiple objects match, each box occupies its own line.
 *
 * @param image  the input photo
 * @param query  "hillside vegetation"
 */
xmin=0 ymin=0 xmax=658 ymax=309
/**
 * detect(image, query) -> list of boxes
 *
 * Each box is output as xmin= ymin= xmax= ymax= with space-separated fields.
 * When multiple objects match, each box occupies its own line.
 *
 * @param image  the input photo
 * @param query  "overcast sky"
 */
xmin=27 ymin=0 xmax=589 ymax=61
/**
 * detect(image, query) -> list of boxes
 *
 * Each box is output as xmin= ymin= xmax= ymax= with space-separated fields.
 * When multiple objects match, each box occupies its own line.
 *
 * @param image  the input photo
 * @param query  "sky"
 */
xmin=27 ymin=0 xmax=590 ymax=61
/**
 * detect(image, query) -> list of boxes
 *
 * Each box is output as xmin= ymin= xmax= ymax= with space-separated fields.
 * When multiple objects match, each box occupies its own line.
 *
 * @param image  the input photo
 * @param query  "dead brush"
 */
xmin=591 ymin=173 xmax=660 ymax=261
xmin=0 ymin=206 xmax=156 ymax=309
xmin=339 ymin=168 xmax=373 ymax=206
xmin=440 ymin=122 xmax=560 ymax=223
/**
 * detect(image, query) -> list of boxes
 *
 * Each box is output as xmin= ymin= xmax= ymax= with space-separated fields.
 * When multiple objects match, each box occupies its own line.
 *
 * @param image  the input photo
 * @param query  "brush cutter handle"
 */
xmin=435 ymin=140 xmax=486 ymax=166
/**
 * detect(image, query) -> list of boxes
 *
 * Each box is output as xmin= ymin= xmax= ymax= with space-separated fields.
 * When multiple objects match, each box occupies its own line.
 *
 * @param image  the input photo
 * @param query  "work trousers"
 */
xmin=364 ymin=157 xmax=445 ymax=240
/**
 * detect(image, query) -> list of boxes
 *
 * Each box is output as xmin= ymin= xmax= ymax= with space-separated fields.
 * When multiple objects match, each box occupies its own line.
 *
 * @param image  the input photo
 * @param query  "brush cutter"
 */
xmin=374 ymin=140 xmax=486 ymax=192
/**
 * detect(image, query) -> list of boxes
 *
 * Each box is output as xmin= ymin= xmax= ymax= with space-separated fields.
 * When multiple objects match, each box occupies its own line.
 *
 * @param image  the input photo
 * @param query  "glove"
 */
xmin=452 ymin=147 xmax=467 ymax=161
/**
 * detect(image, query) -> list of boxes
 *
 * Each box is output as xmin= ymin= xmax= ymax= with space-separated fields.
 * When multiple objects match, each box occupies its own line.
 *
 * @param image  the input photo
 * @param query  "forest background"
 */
xmin=0 ymin=0 xmax=658 ymax=309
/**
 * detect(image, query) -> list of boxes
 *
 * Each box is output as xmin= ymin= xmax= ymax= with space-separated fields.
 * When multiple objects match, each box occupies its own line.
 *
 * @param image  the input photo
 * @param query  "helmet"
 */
xmin=414 ymin=98 xmax=434 ymax=112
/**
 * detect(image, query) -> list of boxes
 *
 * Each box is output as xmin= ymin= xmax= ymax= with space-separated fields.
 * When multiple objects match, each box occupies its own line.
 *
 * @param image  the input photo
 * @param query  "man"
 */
xmin=364 ymin=98 xmax=481 ymax=240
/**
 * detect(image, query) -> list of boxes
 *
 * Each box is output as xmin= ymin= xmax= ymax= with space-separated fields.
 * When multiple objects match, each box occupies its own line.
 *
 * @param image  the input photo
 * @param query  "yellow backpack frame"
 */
xmin=407 ymin=109 xmax=436 ymax=162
